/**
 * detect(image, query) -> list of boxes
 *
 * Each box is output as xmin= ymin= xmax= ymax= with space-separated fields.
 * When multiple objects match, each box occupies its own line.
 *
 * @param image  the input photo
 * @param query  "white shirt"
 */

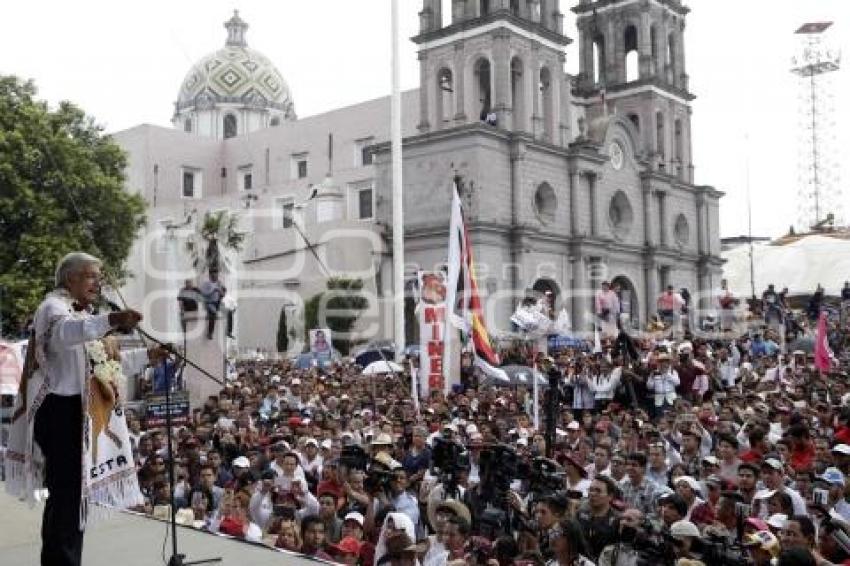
xmin=35 ymin=294 xmax=112 ymax=396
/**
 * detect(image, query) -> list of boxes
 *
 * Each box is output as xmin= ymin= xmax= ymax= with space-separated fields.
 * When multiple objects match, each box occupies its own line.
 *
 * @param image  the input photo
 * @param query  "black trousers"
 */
xmin=34 ymin=394 xmax=84 ymax=566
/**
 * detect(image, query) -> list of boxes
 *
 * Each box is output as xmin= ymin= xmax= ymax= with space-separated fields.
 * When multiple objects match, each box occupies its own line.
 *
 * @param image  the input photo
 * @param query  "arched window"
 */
xmin=593 ymin=34 xmax=606 ymax=85
xmin=184 ymin=118 xmax=192 ymax=133
xmin=474 ymin=58 xmax=493 ymax=123
xmin=534 ymin=183 xmax=557 ymax=224
xmin=511 ymin=57 xmax=525 ymax=131
xmin=539 ymin=66 xmax=553 ymax=141
xmin=624 ymin=25 xmax=639 ymax=82
xmin=224 ymin=114 xmax=238 ymax=139
xmin=437 ymin=68 xmax=454 ymax=126
xmin=656 ymin=111 xmax=665 ymax=160
xmin=441 ymin=0 xmax=452 ymax=28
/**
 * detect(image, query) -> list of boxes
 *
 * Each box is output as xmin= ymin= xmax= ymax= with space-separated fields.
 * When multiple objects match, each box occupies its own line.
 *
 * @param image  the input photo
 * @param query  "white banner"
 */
xmin=418 ymin=272 xmax=447 ymax=397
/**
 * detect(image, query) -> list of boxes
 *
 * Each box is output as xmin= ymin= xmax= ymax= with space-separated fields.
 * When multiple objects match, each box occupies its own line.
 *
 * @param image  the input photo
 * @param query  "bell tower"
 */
xmin=573 ymin=0 xmax=695 ymax=182
xmin=413 ymin=0 xmax=573 ymax=145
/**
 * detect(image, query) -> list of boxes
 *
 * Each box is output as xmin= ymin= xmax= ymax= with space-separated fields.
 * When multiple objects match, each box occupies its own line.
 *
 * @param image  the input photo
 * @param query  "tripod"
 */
xmin=157 ymin=342 xmax=222 ymax=566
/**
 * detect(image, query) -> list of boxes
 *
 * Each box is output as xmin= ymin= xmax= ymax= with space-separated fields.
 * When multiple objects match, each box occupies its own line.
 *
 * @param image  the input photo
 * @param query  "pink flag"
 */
xmin=815 ymin=311 xmax=833 ymax=371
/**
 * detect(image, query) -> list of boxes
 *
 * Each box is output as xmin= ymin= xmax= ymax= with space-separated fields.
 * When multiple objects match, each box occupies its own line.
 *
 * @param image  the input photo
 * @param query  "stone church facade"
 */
xmin=374 ymin=0 xmax=723 ymax=336
xmin=117 ymin=1 xmax=722 ymax=353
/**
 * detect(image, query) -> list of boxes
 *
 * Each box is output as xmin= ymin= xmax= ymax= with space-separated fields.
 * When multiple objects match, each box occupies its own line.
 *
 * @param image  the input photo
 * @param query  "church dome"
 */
xmin=174 ymin=11 xmax=296 ymax=121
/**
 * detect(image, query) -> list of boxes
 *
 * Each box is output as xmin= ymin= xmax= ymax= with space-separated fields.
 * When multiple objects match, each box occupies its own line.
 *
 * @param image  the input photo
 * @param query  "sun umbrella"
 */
xmin=362 ymin=360 xmax=403 ymax=375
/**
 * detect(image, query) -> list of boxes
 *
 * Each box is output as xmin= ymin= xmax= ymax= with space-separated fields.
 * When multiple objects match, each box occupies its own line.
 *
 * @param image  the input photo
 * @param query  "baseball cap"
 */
xmin=761 ymin=458 xmax=783 ymax=471
xmin=832 ymin=444 xmax=850 ymax=456
xmin=567 ymin=421 xmax=581 ymax=431
xmin=291 ymin=378 xmax=301 ymax=386
xmin=670 ymin=520 xmax=700 ymax=539
xmin=767 ymin=514 xmax=788 ymax=530
xmin=232 ymin=456 xmax=250 ymax=468
xmin=818 ymin=467 xmax=846 ymax=486
xmin=675 ymin=476 xmax=703 ymax=495
xmin=344 ymin=512 xmax=365 ymax=527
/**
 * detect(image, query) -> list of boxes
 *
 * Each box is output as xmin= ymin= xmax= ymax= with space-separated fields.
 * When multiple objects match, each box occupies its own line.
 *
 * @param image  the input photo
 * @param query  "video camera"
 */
xmin=431 ymin=435 xmax=469 ymax=496
xmin=338 ymin=444 xmax=396 ymax=495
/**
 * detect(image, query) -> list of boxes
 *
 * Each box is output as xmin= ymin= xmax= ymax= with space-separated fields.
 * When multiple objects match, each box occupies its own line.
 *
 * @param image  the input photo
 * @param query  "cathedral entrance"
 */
xmin=611 ymin=276 xmax=639 ymax=329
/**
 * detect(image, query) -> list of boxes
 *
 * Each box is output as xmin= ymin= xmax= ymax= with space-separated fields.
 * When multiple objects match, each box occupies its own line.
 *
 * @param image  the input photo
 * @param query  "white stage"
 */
xmin=0 ymin=489 xmax=327 ymax=566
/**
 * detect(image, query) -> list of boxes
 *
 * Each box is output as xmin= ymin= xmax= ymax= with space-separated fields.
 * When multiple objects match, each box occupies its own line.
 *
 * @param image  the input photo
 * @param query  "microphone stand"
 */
xmin=103 ymin=298 xmax=223 ymax=565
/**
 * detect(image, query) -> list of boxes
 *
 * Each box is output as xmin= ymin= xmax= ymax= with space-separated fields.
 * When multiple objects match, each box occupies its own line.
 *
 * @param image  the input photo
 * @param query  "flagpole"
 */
xmin=391 ymin=0 xmax=405 ymax=361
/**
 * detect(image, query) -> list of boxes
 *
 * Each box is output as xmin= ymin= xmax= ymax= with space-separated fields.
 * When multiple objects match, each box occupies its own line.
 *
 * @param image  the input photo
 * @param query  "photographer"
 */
xmin=597 ymin=508 xmax=644 ymax=566
xmin=369 ymin=462 xmax=420 ymax=529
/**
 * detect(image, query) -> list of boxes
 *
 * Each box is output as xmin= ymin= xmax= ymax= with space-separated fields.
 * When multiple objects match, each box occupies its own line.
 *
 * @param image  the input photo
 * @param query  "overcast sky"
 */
xmin=1 ymin=0 xmax=848 ymax=238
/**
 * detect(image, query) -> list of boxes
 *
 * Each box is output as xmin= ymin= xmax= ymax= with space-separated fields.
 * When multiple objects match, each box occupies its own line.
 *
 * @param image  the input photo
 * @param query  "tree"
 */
xmin=0 ymin=76 xmax=146 ymax=335
xmin=185 ymin=210 xmax=246 ymax=278
xmin=276 ymin=307 xmax=289 ymax=353
xmin=303 ymin=277 xmax=369 ymax=355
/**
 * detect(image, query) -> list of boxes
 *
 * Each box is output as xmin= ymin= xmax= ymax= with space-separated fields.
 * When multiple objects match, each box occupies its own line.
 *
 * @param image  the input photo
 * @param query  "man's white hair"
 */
xmin=55 ymin=252 xmax=102 ymax=288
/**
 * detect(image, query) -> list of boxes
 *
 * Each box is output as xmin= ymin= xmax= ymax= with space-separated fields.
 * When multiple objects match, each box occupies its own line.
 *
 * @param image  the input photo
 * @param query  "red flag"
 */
xmin=814 ymin=311 xmax=833 ymax=371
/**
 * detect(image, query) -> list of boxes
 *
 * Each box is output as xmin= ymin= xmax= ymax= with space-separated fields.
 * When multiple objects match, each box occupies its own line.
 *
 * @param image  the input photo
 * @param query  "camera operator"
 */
xmin=597 ymin=508 xmax=644 ymax=566
xmin=577 ymin=476 xmax=621 ymax=561
xmin=369 ymin=458 xmax=419 ymax=529
xmin=703 ymin=491 xmax=744 ymax=543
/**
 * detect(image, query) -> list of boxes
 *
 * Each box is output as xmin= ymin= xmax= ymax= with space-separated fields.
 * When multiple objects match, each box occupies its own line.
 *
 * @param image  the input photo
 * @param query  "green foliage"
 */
xmin=185 ymin=209 xmax=246 ymax=277
xmin=276 ymin=308 xmax=289 ymax=353
xmin=303 ymin=277 xmax=369 ymax=355
xmin=0 ymin=76 xmax=146 ymax=335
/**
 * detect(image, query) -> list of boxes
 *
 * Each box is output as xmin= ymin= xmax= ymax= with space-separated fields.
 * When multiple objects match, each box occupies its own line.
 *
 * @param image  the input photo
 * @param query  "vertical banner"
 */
xmin=418 ymin=272 xmax=447 ymax=396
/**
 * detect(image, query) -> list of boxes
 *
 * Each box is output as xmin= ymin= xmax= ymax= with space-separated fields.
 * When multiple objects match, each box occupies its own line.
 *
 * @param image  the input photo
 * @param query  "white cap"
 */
xmin=305 ymin=438 xmax=318 ymax=447
xmin=344 ymin=512 xmax=365 ymax=526
xmin=465 ymin=424 xmax=479 ymax=435
xmin=320 ymin=439 xmax=332 ymax=450
xmin=291 ymin=378 xmax=302 ymax=386
xmin=832 ymin=444 xmax=850 ymax=456
xmin=767 ymin=514 xmax=788 ymax=530
xmin=567 ymin=421 xmax=581 ymax=431
xmin=232 ymin=456 xmax=250 ymax=468
xmin=670 ymin=520 xmax=700 ymax=539
xmin=675 ymin=475 xmax=703 ymax=495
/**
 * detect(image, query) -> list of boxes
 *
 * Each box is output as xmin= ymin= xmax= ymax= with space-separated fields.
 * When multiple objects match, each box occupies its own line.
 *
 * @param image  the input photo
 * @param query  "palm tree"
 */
xmin=185 ymin=210 xmax=246 ymax=277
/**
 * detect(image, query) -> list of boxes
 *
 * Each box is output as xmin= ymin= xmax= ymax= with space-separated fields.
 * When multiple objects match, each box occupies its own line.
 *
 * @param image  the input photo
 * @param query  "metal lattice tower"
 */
xmin=791 ymin=22 xmax=843 ymax=231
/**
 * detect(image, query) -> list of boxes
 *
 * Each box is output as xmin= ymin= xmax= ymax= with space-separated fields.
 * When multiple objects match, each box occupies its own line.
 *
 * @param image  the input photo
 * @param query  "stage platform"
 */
xmin=0 ymin=488 xmax=328 ymax=565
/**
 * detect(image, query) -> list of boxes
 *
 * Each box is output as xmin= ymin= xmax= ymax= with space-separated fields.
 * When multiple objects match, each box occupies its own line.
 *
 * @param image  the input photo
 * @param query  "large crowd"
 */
xmin=124 ymin=285 xmax=850 ymax=566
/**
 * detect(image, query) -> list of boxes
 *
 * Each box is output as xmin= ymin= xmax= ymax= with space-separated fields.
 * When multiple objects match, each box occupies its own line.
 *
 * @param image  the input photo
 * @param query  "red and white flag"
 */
xmin=814 ymin=311 xmax=834 ymax=372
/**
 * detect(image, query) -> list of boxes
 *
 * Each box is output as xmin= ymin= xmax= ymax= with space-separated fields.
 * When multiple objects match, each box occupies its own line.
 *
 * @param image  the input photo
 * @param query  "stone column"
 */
xmin=453 ymin=44 xmax=467 ymax=123
xmin=695 ymin=192 xmax=706 ymax=256
xmin=644 ymin=259 xmax=659 ymax=323
xmin=493 ymin=30 xmax=513 ymax=129
xmin=641 ymin=178 xmax=654 ymax=247
xmin=605 ymin=19 xmax=617 ymax=85
xmin=585 ymin=171 xmax=599 ymax=237
xmin=612 ymin=20 xmax=626 ymax=84
xmin=568 ymin=167 xmax=579 ymax=236
xmin=531 ymin=49 xmax=542 ymax=137
xmin=529 ymin=0 xmax=541 ymax=23
xmin=657 ymin=190 xmax=668 ymax=247
xmin=677 ymin=20 xmax=688 ymax=90
xmin=639 ymin=11 xmax=652 ymax=79
xmin=417 ymin=52 xmax=431 ymax=132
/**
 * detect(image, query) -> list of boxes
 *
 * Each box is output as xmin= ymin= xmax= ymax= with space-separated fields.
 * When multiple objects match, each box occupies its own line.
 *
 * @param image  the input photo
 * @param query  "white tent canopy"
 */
xmin=722 ymin=235 xmax=850 ymax=298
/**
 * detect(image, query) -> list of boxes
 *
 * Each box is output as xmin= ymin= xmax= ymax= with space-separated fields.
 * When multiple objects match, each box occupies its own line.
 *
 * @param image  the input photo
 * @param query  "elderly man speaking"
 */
xmin=5 ymin=252 xmax=164 ymax=566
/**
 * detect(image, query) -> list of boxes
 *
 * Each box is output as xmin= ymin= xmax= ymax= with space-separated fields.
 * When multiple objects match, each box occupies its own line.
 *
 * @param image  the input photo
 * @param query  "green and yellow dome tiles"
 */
xmin=175 ymin=11 xmax=296 ymax=119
